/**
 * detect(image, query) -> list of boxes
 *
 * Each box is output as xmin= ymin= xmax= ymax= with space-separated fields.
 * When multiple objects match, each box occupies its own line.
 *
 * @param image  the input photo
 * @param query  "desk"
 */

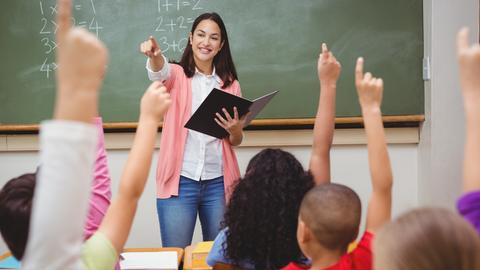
xmin=183 ymin=245 xmax=211 ymax=270
xmin=123 ymin=247 xmax=184 ymax=267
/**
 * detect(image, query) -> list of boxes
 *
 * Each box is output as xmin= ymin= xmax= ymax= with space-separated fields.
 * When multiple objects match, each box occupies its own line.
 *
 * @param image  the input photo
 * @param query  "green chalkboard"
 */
xmin=0 ymin=0 xmax=423 ymax=126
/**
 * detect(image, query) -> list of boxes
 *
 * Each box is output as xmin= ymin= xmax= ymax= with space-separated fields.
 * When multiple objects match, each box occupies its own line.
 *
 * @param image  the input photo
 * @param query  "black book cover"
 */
xmin=185 ymin=88 xmax=252 ymax=139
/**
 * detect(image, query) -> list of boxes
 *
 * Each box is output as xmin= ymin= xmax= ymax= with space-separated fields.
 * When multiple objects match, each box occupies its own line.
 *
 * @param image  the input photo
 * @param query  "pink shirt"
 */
xmin=84 ymin=117 xmax=112 ymax=239
xmin=155 ymin=63 xmax=241 ymax=200
xmin=85 ymin=117 xmax=120 ymax=270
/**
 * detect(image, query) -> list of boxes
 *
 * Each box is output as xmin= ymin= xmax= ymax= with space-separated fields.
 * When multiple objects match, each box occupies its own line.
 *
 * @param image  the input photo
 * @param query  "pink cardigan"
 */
xmin=156 ymin=64 xmax=241 ymax=200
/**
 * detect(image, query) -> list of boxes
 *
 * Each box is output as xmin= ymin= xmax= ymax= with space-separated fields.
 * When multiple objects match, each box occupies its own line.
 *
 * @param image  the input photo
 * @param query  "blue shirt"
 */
xmin=206 ymin=228 xmax=255 ymax=269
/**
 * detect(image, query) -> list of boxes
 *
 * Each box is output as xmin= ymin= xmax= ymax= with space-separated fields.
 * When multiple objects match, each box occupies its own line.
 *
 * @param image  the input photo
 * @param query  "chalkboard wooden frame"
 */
xmin=0 ymin=115 xmax=424 ymax=134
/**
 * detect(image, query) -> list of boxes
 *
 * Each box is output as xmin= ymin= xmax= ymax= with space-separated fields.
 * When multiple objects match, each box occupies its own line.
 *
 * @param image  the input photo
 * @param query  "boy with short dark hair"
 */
xmin=283 ymin=57 xmax=393 ymax=270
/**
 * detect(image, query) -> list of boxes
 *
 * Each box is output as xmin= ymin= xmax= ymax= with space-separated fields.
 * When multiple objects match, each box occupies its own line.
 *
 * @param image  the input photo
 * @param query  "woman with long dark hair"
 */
xmin=140 ymin=12 xmax=246 ymax=248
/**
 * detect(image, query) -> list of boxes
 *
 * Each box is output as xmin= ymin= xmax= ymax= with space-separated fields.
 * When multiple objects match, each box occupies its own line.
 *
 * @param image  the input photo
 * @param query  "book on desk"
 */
xmin=120 ymin=251 xmax=178 ymax=270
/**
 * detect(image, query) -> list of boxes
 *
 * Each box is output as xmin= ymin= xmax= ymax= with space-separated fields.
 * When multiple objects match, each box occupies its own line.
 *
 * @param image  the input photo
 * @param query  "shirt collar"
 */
xmin=195 ymin=66 xmax=222 ymax=84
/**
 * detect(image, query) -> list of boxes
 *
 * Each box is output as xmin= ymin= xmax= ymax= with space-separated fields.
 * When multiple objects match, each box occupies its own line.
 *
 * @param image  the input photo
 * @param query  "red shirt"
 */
xmin=282 ymin=263 xmax=310 ymax=270
xmin=281 ymin=231 xmax=373 ymax=270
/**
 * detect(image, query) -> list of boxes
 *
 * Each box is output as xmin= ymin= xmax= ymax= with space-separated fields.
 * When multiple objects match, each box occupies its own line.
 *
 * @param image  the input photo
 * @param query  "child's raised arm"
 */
xmin=22 ymin=0 xmax=108 ymax=268
xmin=355 ymin=58 xmax=393 ymax=233
xmin=457 ymin=28 xmax=480 ymax=193
xmin=309 ymin=43 xmax=341 ymax=185
xmin=54 ymin=0 xmax=107 ymax=123
xmin=97 ymin=81 xmax=171 ymax=254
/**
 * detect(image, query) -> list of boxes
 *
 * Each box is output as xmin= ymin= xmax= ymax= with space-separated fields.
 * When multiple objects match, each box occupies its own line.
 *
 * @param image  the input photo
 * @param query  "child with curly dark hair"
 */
xmin=206 ymin=43 xmax=340 ymax=270
xmin=207 ymin=148 xmax=314 ymax=269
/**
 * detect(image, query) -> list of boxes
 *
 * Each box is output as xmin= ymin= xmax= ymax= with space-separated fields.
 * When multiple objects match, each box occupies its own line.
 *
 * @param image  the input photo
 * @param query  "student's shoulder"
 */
xmin=211 ymin=228 xmax=228 ymax=249
xmin=458 ymin=190 xmax=480 ymax=212
xmin=206 ymin=228 xmax=229 ymax=266
xmin=82 ymin=231 xmax=117 ymax=270
xmin=353 ymin=231 xmax=374 ymax=252
xmin=344 ymin=231 xmax=373 ymax=270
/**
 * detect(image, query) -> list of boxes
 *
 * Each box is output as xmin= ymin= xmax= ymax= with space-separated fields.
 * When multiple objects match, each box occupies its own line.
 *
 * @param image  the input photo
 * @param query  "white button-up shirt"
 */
xmin=147 ymin=57 xmax=223 ymax=181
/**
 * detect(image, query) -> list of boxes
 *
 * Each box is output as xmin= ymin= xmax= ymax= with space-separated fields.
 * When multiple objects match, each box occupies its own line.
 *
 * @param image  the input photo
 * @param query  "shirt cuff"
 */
xmin=146 ymin=55 xmax=170 ymax=81
xmin=41 ymin=120 xmax=97 ymax=144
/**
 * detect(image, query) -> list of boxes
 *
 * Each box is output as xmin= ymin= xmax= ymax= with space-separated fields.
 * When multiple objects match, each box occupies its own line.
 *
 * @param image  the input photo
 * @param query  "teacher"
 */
xmin=140 ymin=12 xmax=246 ymax=248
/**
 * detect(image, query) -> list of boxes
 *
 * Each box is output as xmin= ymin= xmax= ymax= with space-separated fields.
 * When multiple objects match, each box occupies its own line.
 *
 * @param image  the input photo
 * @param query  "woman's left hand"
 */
xmin=214 ymin=107 xmax=249 ymax=145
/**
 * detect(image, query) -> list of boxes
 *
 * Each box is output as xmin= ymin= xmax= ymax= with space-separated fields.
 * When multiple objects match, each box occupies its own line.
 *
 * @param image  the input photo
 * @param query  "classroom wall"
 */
xmin=418 ymin=0 xmax=479 ymax=207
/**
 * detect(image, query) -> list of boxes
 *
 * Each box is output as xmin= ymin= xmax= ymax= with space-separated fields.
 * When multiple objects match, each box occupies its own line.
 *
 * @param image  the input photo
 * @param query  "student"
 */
xmin=456 ymin=27 xmax=480 ymax=234
xmin=372 ymin=27 xmax=480 ymax=270
xmin=19 ymin=0 xmax=109 ymax=267
xmin=0 ymin=116 xmax=110 ymax=260
xmin=20 ymin=80 xmax=170 ymax=269
xmin=283 ymin=57 xmax=393 ymax=270
xmin=206 ymin=44 xmax=340 ymax=270
xmin=374 ymin=207 xmax=480 ymax=270
xmin=0 ymin=0 xmax=172 ymax=268
xmin=371 ymin=28 xmax=480 ymax=270
xmin=206 ymin=148 xmax=314 ymax=270
xmin=140 ymin=12 xmax=246 ymax=248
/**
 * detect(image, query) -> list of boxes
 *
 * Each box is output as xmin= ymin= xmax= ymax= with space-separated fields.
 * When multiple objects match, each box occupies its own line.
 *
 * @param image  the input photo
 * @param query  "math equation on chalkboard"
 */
xmin=153 ymin=0 xmax=205 ymax=54
xmin=36 ymin=0 xmax=206 ymax=79
xmin=38 ymin=0 xmax=101 ymax=79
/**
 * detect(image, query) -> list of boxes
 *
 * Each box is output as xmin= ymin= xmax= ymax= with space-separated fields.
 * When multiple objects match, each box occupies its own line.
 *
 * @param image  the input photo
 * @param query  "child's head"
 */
xmin=297 ymin=183 xmax=361 ymax=257
xmin=374 ymin=207 xmax=480 ymax=270
xmin=223 ymin=148 xmax=314 ymax=270
xmin=0 ymin=173 xmax=36 ymax=260
xmin=178 ymin=12 xmax=238 ymax=88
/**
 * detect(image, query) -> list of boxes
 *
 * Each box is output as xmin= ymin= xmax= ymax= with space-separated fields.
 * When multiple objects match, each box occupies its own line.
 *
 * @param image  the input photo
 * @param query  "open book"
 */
xmin=119 ymin=251 xmax=177 ymax=270
xmin=185 ymin=89 xmax=278 ymax=139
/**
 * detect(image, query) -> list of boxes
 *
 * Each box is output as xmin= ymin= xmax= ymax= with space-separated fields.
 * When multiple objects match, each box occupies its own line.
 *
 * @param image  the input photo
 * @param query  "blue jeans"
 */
xmin=156 ymin=175 xmax=226 ymax=248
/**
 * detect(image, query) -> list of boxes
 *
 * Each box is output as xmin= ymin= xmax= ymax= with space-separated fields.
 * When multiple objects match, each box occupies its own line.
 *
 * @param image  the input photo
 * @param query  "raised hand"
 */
xmin=457 ymin=28 xmax=480 ymax=100
xmin=355 ymin=57 xmax=383 ymax=110
xmin=140 ymin=81 xmax=172 ymax=122
xmin=54 ymin=0 xmax=108 ymax=122
xmin=56 ymin=0 xmax=108 ymax=94
xmin=458 ymin=27 xmax=480 ymax=193
xmin=318 ymin=43 xmax=341 ymax=87
xmin=97 ymin=82 xmax=171 ymax=255
xmin=355 ymin=57 xmax=392 ymax=233
xmin=308 ymin=43 xmax=339 ymax=185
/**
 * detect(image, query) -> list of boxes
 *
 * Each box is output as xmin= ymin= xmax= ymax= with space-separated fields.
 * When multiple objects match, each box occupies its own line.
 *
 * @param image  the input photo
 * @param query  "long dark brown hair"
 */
xmin=177 ymin=12 xmax=238 ymax=88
